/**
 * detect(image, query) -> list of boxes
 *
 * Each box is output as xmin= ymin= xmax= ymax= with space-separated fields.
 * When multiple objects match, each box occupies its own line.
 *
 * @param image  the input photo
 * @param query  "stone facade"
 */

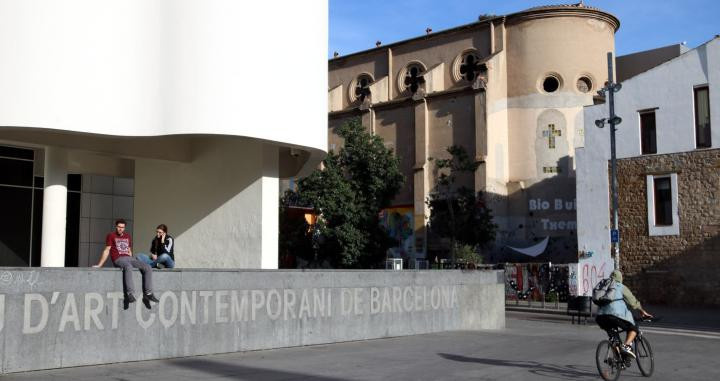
xmin=616 ymin=149 xmax=720 ymax=306
xmin=325 ymin=4 xmax=620 ymax=265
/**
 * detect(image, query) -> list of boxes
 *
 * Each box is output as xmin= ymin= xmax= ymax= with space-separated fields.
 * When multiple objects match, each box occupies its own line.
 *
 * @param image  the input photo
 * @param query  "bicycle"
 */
xmin=595 ymin=316 xmax=656 ymax=381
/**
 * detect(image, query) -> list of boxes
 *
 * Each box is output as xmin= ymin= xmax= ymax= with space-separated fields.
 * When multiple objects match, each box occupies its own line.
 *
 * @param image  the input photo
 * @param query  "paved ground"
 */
xmin=4 ymin=311 xmax=720 ymax=381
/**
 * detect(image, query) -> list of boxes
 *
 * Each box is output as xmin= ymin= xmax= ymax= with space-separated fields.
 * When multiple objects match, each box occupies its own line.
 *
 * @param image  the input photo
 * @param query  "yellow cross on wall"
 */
xmin=542 ymin=124 xmax=562 ymax=149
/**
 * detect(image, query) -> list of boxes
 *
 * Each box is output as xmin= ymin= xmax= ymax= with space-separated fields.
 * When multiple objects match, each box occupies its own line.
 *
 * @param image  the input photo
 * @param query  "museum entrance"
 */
xmin=0 ymin=144 xmax=83 ymax=267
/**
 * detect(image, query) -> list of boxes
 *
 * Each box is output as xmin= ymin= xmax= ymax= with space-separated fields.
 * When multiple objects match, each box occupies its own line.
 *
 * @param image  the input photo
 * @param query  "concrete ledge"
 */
xmin=0 ymin=268 xmax=504 ymax=373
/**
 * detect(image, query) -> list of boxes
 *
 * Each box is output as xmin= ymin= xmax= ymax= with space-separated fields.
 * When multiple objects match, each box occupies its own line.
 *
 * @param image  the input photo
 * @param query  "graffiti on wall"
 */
xmin=580 ymin=261 xmax=609 ymax=296
xmin=505 ymin=263 xmax=571 ymax=302
xmin=0 ymin=271 xmax=40 ymax=292
xmin=381 ymin=206 xmax=416 ymax=259
xmin=568 ymin=264 xmax=578 ymax=297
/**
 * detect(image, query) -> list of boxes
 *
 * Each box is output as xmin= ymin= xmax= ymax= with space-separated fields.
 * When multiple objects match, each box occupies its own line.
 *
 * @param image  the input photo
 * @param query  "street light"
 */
xmin=595 ymin=52 xmax=622 ymax=271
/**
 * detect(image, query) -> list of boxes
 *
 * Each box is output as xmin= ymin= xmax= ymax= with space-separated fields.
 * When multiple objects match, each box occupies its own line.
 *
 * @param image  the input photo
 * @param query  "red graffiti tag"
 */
xmin=582 ymin=263 xmax=606 ymax=295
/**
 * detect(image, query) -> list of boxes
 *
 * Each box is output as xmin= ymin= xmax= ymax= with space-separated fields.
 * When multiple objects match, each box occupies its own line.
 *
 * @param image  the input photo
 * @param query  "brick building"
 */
xmin=577 ymin=36 xmax=720 ymax=305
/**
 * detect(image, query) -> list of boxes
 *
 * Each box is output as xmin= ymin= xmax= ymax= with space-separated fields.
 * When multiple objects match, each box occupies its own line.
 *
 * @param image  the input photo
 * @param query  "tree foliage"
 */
xmin=427 ymin=145 xmax=497 ymax=259
xmin=280 ymin=119 xmax=404 ymax=268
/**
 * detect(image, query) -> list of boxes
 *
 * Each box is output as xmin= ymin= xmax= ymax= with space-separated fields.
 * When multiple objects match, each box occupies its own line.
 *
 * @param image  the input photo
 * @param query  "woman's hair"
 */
xmin=156 ymin=224 xmax=168 ymax=234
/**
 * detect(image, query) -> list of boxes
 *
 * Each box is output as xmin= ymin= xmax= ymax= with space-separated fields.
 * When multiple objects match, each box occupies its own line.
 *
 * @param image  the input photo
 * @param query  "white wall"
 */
xmin=133 ymin=137 xmax=278 ymax=269
xmin=575 ymin=103 xmax=613 ymax=296
xmin=0 ymin=0 xmax=328 ymax=173
xmin=576 ymin=37 xmax=720 ymax=295
xmin=0 ymin=0 xmax=328 ymax=269
xmin=609 ymin=38 xmax=719 ymax=158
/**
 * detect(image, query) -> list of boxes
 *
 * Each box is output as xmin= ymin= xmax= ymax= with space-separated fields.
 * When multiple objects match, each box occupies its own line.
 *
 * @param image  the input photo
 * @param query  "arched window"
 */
xmin=354 ymin=74 xmax=373 ymax=102
xmin=402 ymin=62 xmax=426 ymax=94
xmin=348 ymin=73 xmax=374 ymax=104
xmin=459 ymin=52 xmax=485 ymax=82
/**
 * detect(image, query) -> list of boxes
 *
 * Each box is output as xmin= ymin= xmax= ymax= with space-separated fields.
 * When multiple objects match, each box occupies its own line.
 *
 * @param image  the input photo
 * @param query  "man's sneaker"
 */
xmin=123 ymin=293 xmax=136 ymax=310
xmin=142 ymin=293 xmax=159 ymax=309
xmin=144 ymin=293 xmax=160 ymax=303
xmin=143 ymin=293 xmax=160 ymax=309
xmin=620 ymin=344 xmax=636 ymax=359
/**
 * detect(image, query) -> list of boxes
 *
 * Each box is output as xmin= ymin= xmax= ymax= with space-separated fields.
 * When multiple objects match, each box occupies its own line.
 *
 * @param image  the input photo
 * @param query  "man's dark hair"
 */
xmin=156 ymin=224 xmax=168 ymax=233
xmin=115 ymin=219 xmax=127 ymax=226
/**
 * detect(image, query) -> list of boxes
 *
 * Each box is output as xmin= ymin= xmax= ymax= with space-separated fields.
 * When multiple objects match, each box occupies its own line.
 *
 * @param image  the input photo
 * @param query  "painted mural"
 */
xmin=380 ymin=206 xmax=415 ymax=260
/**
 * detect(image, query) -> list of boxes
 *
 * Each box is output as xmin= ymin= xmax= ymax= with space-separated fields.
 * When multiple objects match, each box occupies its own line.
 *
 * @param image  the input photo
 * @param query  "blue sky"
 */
xmin=329 ymin=0 xmax=719 ymax=58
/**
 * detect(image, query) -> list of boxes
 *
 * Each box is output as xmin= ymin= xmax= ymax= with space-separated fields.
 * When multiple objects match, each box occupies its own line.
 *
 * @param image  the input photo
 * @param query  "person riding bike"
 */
xmin=595 ymin=270 xmax=653 ymax=359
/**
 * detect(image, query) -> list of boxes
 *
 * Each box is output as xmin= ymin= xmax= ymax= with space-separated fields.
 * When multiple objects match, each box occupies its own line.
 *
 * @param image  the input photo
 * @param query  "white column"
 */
xmin=260 ymin=144 xmax=279 ymax=269
xmin=40 ymin=147 xmax=68 ymax=267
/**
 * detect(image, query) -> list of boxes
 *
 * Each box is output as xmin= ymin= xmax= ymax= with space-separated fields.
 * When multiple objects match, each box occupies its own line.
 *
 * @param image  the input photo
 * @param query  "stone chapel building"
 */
xmin=326 ymin=3 xmax=619 ymax=265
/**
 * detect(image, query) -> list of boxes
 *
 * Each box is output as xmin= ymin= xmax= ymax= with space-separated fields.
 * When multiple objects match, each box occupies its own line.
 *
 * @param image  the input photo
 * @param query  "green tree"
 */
xmin=280 ymin=118 xmax=405 ymax=268
xmin=427 ymin=145 xmax=497 ymax=261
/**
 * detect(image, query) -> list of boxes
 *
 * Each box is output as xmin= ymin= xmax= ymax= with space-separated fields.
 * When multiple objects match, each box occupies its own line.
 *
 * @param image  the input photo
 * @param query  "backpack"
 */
xmin=592 ymin=278 xmax=621 ymax=306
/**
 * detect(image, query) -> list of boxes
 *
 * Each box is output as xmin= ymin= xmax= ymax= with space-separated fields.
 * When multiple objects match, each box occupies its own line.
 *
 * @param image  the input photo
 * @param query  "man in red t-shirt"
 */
xmin=94 ymin=219 xmax=159 ymax=309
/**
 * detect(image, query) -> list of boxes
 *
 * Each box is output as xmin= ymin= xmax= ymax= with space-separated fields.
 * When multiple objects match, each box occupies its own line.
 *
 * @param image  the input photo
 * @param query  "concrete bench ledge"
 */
xmin=0 ymin=268 xmax=504 ymax=374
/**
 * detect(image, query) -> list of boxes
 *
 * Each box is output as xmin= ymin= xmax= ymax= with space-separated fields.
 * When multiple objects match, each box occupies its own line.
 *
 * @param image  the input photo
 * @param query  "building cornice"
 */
xmin=328 ymin=18 xmax=499 ymax=67
xmin=329 ymin=4 xmax=619 ymax=66
xmin=505 ymin=4 xmax=619 ymax=31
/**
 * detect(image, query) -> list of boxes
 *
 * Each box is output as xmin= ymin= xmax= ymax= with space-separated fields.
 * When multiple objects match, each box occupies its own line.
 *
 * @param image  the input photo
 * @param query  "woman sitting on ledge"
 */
xmin=137 ymin=224 xmax=176 ymax=269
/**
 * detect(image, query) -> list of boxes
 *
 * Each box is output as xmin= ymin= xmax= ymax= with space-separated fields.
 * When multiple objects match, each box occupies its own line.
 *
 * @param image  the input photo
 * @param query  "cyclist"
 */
xmin=595 ymin=270 xmax=653 ymax=359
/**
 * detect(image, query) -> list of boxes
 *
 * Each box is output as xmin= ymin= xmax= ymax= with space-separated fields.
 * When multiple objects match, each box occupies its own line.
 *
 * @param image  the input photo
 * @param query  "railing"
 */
xmin=504 ymin=262 xmax=573 ymax=311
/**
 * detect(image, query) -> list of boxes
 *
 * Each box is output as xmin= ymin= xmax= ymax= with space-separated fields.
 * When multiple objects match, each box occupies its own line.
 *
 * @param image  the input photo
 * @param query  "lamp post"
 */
xmin=595 ymin=52 xmax=622 ymax=271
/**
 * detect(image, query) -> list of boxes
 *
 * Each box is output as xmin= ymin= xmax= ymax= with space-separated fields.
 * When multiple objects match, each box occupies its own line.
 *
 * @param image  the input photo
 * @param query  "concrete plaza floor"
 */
xmin=4 ymin=311 xmax=720 ymax=380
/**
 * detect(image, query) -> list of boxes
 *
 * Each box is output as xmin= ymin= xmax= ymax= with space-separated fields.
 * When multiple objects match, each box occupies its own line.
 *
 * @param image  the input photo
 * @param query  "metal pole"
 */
xmin=607 ymin=52 xmax=620 ymax=270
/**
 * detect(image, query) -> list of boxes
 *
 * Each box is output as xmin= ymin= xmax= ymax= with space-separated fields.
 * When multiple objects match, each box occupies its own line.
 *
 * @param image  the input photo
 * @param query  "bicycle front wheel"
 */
xmin=596 ymin=340 xmax=622 ymax=381
xmin=635 ymin=336 xmax=654 ymax=377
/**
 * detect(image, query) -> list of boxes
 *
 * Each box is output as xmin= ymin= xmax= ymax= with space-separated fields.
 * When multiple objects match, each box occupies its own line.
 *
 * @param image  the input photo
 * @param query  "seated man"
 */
xmin=94 ymin=219 xmax=159 ymax=309
xmin=138 ymin=224 xmax=175 ymax=269
xmin=595 ymin=270 xmax=653 ymax=358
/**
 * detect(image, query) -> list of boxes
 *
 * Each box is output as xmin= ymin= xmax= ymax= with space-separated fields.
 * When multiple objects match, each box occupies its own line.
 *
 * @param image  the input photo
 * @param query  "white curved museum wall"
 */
xmin=0 ymin=0 xmax=328 ymax=269
xmin=0 ymin=0 xmax=327 ymax=155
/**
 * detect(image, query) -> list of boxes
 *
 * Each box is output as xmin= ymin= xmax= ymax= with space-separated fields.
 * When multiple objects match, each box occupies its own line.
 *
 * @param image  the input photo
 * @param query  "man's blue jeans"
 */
xmin=137 ymin=253 xmax=175 ymax=269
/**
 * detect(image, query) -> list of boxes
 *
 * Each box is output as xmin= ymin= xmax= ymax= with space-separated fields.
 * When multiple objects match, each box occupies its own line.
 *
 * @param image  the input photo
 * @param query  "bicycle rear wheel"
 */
xmin=635 ymin=336 xmax=654 ymax=377
xmin=596 ymin=340 xmax=622 ymax=381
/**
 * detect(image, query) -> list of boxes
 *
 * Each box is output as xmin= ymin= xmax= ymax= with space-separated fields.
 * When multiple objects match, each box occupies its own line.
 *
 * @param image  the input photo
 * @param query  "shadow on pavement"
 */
xmin=169 ymin=357 xmax=348 ymax=381
xmin=438 ymin=353 xmax=605 ymax=380
xmin=640 ymin=305 xmax=720 ymax=333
